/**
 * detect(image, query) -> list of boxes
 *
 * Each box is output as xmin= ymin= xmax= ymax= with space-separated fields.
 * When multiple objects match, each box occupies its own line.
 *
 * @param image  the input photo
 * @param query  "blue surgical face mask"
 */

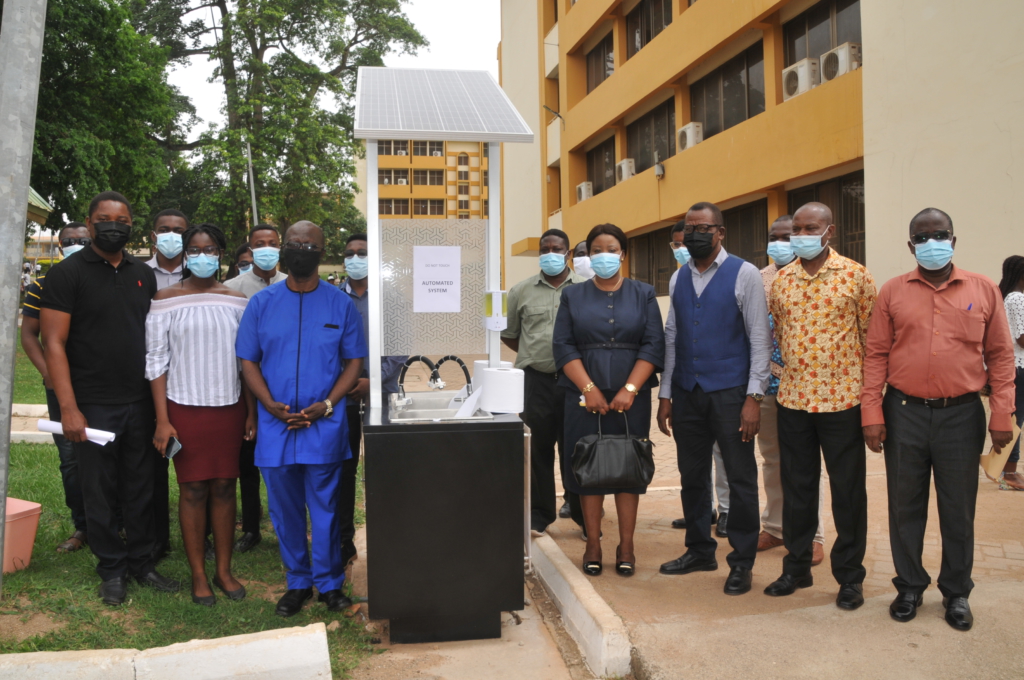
xmin=186 ymin=254 xmax=220 ymax=279
xmin=766 ymin=241 xmax=796 ymax=266
xmin=590 ymin=252 xmax=622 ymax=279
xmin=62 ymin=245 xmax=85 ymax=257
xmin=345 ymin=255 xmax=368 ymax=280
xmin=539 ymin=253 xmax=567 ymax=276
xmin=673 ymin=246 xmax=691 ymax=266
xmin=237 ymin=264 xmax=252 ymax=275
xmin=573 ymin=256 xmax=594 ymax=279
xmin=914 ymin=239 xmax=954 ymax=271
xmin=155 ymin=232 xmax=183 ymax=258
xmin=251 ymin=246 xmax=280 ymax=271
xmin=790 ymin=234 xmax=828 ymax=260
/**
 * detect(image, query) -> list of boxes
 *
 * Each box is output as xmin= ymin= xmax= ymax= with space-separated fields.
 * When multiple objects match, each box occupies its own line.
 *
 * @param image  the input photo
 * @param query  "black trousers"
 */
xmin=778 ymin=403 xmax=867 ymax=584
xmin=672 ymin=385 xmax=759 ymax=569
xmin=523 ymin=367 xmax=580 ymax=531
xmin=45 ymin=388 xmax=87 ymax=532
xmin=339 ymin=404 xmax=362 ymax=549
xmin=152 ymin=454 xmax=170 ymax=551
xmin=238 ymin=437 xmax=262 ymax=534
xmin=883 ymin=388 xmax=987 ymax=599
xmin=75 ymin=400 xmax=157 ymax=581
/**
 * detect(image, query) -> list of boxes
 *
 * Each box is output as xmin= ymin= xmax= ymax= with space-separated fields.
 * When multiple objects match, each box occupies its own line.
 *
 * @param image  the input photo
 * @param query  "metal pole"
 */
xmin=486 ymin=142 xmax=502 ymax=368
xmin=366 ymin=140 xmax=382 ymax=417
xmin=0 ymin=0 xmax=50 ymax=595
xmin=245 ymin=141 xmax=259 ymax=226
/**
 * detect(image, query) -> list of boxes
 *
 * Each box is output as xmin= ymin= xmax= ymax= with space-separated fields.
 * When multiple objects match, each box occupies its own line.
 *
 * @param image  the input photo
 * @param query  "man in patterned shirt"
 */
xmin=765 ymin=203 xmax=877 ymax=610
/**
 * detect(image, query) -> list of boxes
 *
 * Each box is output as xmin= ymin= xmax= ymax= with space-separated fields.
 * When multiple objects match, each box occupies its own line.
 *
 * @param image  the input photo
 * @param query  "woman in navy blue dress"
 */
xmin=553 ymin=224 xmax=665 ymax=577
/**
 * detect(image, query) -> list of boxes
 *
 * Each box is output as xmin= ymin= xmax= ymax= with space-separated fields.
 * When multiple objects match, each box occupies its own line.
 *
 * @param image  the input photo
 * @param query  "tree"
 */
xmin=25 ymin=0 xmax=186 ymax=236
xmin=132 ymin=0 xmax=426 ymax=248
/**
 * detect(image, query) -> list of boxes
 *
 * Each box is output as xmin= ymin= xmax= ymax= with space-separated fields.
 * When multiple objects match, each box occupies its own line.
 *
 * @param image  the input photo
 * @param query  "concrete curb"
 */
xmin=12 ymin=404 xmax=48 ymax=418
xmin=531 ymin=535 xmax=632 ymax=678
xmin=0 ymin=624 xmax=331 ymax=680
xmin=11 ymin=431 xmax=51 ymax=444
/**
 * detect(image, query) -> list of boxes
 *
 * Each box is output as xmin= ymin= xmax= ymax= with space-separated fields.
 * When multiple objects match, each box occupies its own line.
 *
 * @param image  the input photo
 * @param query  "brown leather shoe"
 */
xmin=757 ymin=531 xmax=785 ymax=551
xmin=811 ymin=541 xmax=825 ymax=566
xmin=57 ymin=530 xmax=87 ymax=553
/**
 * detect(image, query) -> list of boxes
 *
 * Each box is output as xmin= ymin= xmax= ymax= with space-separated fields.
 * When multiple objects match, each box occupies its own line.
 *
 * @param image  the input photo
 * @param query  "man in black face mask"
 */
xmin=40 ymin=191 xmax=180 ymax=605
xmin=657 ymin=202 xmax=773 ymax=596
xmin=236 ymin=221 xmax=367 ymax=618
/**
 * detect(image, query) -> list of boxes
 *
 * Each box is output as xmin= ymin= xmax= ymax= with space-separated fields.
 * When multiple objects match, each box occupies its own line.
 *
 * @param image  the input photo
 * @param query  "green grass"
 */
xmin=1 ymin=443 xmax=373 ymax=677
xmin=14 ymin=335 xmax=47 ymax=405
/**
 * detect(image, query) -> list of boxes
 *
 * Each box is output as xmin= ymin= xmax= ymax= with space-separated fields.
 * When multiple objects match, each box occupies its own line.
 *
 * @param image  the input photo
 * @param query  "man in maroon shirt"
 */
xmin=862 ymin=208 xmax=1015 ymax=631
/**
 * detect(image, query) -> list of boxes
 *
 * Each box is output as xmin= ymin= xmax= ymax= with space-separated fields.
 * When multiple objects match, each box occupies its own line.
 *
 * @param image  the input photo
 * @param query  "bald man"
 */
xmin=237 ymin=221 xmax=367 ymax=617
xmin=766 ymin=203 xmax=877 ymax=611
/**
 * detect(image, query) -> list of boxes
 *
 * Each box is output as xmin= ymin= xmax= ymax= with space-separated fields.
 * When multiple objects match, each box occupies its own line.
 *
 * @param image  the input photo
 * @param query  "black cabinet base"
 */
xmin=389 ymin=612 xmax=502 ymax=644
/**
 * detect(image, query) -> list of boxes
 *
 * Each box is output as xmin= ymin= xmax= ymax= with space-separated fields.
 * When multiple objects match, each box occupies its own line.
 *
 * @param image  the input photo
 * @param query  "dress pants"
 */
xmin=262 ymin=462 xmax=345 ymax=592
xmin=778 ymin=404 xmax=866 ymax=584
xmin=758 ymin=396 xmax=824 ymax=542
xmin=74 ymin=400 xmax=157 ymax=581
xmin=681 ymin=444 xmax=730 ymax=517
xmin=152 ymin=454 xmax=170 ymax=551
xmin=339 ymin=404 xmax=363 ymax=551
xmin=238 ymin=437 xmax=262 ymax=534
xmin=45 ymin=388 xmax=86 ymax=532
xmin=883 ymin=388 xmax=987 ymax=599
xmin=1010 ymin=367 xmax=1024 ymax=463
xmin=523 ymin=367 xmax=581 ymax=531
xmin=672 ymin=385 xmax=759 ymax=569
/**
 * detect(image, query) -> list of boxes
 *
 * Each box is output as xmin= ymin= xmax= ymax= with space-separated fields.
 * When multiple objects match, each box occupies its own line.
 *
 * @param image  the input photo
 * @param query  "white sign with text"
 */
xmin=413 ymin=246 xmax=461 ymax=313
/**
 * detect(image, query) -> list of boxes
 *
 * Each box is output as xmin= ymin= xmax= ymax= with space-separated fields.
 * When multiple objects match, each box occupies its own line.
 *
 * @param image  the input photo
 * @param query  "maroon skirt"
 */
xmin=167 ymin=399 xmax=246 ymax=483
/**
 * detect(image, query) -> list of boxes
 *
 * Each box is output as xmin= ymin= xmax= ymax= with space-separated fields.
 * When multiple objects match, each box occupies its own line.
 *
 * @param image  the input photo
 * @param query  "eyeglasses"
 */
xmin=344 ymin=249 xmax=368 ymax=258
xmin=910 ymin=230 xmax=952 ymax=245
xmin=283 ymin=242 xmax=322 ymax=252
xmin=668 ymin=242 xmax=687 ymax=250
xmin=185 ymin=245 xmax=221 ymax=256
xmin=61 ymin=237 xmax=91 ymax=247
xmin=680 ymin=224 xmax=722 ymax=235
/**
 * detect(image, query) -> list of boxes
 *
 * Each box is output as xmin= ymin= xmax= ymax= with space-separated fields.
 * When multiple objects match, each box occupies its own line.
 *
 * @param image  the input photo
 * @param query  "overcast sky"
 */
xmin=168 ymin=0 xmax=501 ymax=131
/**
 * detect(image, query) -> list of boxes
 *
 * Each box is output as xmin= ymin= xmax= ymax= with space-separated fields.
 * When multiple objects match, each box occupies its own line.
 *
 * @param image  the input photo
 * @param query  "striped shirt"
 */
xmin=145 ymin=293 xmax=249 ymax=407
xmin=21 ymin=275 xmax=45 ymax=319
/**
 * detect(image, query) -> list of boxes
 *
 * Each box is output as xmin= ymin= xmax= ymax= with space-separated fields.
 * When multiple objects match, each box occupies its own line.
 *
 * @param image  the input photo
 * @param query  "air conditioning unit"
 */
xmin=576 ymin=182 xmax=593 ymax=203
xmin=397 ymin=150 xmax=407 ymax=156
xmin=677 ymin=122 xmax=703 ymax=151
xmin=782 ymin=58 xmax=820 ymax=101
xmin=616 ymin=159 xmax=636 ymax=184
xmin=397 ymin=178 xmax=408 ymax=185
xmin=432 ymin=151 xmax=442 ymax=157
xmin=820 ymin=42 xmax=862 ymax=83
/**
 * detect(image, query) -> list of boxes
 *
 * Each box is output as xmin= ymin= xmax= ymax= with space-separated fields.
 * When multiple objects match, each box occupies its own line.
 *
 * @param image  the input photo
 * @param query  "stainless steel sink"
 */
xmin=388 ymin=390 xmax=494 ymax=423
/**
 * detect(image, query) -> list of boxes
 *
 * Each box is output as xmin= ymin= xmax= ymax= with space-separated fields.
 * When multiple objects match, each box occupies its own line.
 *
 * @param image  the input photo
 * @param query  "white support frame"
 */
xmin=486 ymin=142 xmax=502 ymax=368
xmin=367 ymin=140 xmax=383 ymax=425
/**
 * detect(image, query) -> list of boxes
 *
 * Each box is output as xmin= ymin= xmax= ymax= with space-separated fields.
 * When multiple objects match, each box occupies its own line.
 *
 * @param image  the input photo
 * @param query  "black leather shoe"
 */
xmin=836 ymin=583 xmax=864 ymax=610
xmin=715 ymin=512 xmax=729 ymax=537
xmin=558 ymin=502 xmax=571 ymax=519
xmin=724 ymin=566 xmax=752 ymax=595
xmin=889 ymin=592 xmax=923 ymax=622
xmin=942 ymin=597 xmax=973 ymax=631
xmin=275 ymin=588 xmax=314 ymax=617
xmin=233 ymin=532 xmax=262 ymax=553
xmin=659 ymin=552 xmax=718 ymax=575
xmin=670 ymin=508 xmax=717 ymax=530
xmin=341 ymin=541 xmax=358 ymax=567
xmin=134 ymin=570 xmax=181 ymax=593
xmin=763 ymin=573 xmax=813 ymax=596
xmin=317 ymin=589 xmax=353 ymax=612
xmin=191 ymin=582 xmax=216 ymax=607
xmin=99 ymin=576 xmax=127 ymax=606
xmin=213 ymin=576 xmax=246 ymax=601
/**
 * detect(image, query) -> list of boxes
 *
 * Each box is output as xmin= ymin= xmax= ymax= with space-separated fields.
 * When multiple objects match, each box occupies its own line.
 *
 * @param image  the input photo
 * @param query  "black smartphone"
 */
xmin=166 ymin=436 xmax=182 ymax=459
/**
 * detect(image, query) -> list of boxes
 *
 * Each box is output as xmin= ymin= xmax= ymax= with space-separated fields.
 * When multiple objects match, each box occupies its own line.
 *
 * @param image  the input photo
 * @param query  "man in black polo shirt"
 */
xmin=41 ymin=191 xmax=180 ymax=605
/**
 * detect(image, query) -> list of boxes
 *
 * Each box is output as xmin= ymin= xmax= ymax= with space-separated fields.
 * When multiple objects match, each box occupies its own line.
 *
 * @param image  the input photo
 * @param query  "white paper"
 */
xmin=413 ymin=246 xmax=461 ymax=313
xmin=37 ymin=419 xmax=115 ymax=446
xmin=447 ymin=385 xmax=469 ymax=409
xmin=454 ymin=386 xmax=484 ymax=419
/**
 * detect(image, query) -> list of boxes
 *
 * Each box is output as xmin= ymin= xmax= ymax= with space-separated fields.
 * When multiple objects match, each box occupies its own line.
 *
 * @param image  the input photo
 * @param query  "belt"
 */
xmin=523 ymin=366 xmax=559 ymax=379
xmin=888 ymin=386 xmax=980 ymax=409
xmin=579 ymin=342 xmax=641 ymax=350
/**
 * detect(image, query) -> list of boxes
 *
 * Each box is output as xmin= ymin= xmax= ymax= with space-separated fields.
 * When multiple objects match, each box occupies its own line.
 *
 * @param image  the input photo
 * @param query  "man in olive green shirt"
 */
xmin=502 ymin=229 xmax=586 ymax=534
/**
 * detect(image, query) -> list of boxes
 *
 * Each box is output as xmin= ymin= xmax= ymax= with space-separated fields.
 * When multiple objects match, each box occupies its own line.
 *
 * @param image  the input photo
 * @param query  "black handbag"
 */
xmin=572 ymin=413 xmax=655 ymax=489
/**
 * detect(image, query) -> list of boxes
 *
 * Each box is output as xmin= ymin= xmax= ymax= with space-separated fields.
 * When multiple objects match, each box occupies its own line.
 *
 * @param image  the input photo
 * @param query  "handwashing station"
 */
xmin=353 ymin=67 xmax=535 ymax=643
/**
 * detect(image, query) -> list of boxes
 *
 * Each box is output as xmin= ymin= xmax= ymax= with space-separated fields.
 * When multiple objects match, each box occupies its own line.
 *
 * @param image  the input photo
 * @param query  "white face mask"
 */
xmin=573 ymin=256 xmax=595 ymax=279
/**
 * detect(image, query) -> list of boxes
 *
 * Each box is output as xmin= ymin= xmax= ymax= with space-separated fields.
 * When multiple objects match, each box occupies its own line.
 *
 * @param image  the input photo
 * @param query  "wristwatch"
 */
xmin=748 ymin=393 xmax=765 ymax=403
xmin=323 ymin=398 xmax=334 ymax=418
xmin=624 ymin=383 xmax=638 ymax=394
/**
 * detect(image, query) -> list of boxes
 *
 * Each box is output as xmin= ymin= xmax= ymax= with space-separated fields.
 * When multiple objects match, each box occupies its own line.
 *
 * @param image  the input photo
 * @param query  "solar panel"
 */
xmin=354 ymin=67 xmax=534 ymax=144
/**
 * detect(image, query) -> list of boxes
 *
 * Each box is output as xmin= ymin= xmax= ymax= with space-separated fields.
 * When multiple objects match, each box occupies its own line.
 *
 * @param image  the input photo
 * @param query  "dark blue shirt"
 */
xmin=343 ymin=280 xmax=406 ymax=395
xmin=552 ymin=278 xmax=665 ymax=393
xmin=236 ymin=280 xmax=367 ymax=467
